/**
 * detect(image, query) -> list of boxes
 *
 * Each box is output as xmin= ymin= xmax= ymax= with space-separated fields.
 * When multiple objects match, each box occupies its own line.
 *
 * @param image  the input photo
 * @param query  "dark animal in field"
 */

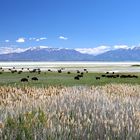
xmin=112 ymin=72 xmax=115 ymax=74
xmin=106 ymin=75 xmax=111 ymax=78
xmin=21 ymin=78 xmax=28 ymax=82
xmin=74 ymin=76 xmax=80 ymax=80
xmin=105 ymin=74 xmax=118 ymax=78
xmin=132 ymin=75 xmax=138 ymax=78
xmin=67 ymin=71 xmax=71 ymax=74
xmin=77 ymin=70 xmax=80 ymax=73
xmin=48 ymin=69 xmax=52 ymax=72
xmin=120 ymin=75 xmax=128 ymax=78
xmin=18 ymin=71 xmax=22 ymax=74
xmin=120 ymin=75 xmax=138 ymax=78
xmin=58 ymin=70 xmax=62 ymax=73
xmin=27 ymin=76 xmax=30 ymax=78
xmin=106 ymin=72 xmax=109 ymax=74
xmin=84 ymin=69 xmax=87 ymax=71
xmin=11 ymin=70 xmax=17 ymax=73
xmin=32 ymin=69 xmax=37 ymax=72
xmin=0 ymin=67 xmax=2 ymax=69
xmin=29 ymin=69 xmax=37 ymax=73
xmin=0 ymin=72 xmax=2 ymax=74
xmin=31 ymin=77 xmax=38 ymax=81
xmin=13 ymin=67 xmax=15 ymax=69
xmin=77 ymin=74 xmax=83 ymax=77
xmin=27 ymin=68 xmax=30 ymax=70
xmin=38 ymin=70 xmax=41 ymax=74
xmin=81 ymin=72 xmax=84 ymax=75
xmin=101 ymin=74 xmax=106 ymax=77
xmin=96 ymin=77 xmax=100 ymax=80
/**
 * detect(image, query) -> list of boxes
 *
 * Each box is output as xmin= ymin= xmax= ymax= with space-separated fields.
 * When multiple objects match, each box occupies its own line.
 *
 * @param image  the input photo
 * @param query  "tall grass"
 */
xmin=0 ymin=84 xmax=140 ymax=139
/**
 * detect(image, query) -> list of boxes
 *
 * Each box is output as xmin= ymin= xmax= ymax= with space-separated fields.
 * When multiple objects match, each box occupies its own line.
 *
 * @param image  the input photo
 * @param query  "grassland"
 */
xmin=0 ymin=71 xmax=140 ymax=87
xmin=0 ymin=68 xmax=140 ymax=139
xmin=0 ymin=84 xmax=140 ymax=139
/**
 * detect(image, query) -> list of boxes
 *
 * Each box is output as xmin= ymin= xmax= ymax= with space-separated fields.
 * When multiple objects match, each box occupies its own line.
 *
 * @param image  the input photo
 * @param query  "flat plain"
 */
xmin=0 ymin=62 xmax=140 ymax=139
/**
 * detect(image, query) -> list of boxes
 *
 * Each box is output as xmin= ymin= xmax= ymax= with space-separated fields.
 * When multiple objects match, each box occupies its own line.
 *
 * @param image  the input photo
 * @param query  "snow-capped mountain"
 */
xmin=0 ymin=46 xmax=140 ymax=61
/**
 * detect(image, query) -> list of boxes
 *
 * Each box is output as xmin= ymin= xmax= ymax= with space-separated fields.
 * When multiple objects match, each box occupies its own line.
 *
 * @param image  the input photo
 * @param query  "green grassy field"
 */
xmin=0 ymin=71 xmax=140 ymax=87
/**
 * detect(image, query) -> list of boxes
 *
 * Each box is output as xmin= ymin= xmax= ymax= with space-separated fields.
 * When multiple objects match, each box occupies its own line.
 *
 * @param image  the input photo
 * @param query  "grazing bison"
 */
xmin=101 ymin=74 xmax=106 ymax=77
xmin=74 ymin=76 xmax=80 ymax=80
xmin=11 ymin=70 xmax=17 ymax=73
xmin=18 ymin=71 xmax=22 ymax=74
xmin=48 ymin=69 xmax=52 ymax=72
xmin=77 ymin=74 xmax=83 ymax=77
xmin=31 ymin=77 xmax=38 ymax=81
xmin=96 ymin=77 xmax=100 ymax=80
xmin=58 ymin=70 xmax=62 ymax=73
xmin=77 ymin=70 xmax=80 ymax=73
xmin=132 ymin=75 xmax=138 ymax=78
xmin=21 ymin=78 xmax=28 ymax=82
xmin=67 ymin=71 xmax=71 ymax=74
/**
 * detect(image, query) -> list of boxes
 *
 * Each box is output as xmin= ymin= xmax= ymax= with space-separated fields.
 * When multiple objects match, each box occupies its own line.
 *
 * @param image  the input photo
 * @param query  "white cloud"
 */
xmin=36 ymin=38 xmax=40 ymax=42
xmin=16 ymin=38 xmax=25 ymax=43
xmin=35 ymin=37 xmax=47 ymax=42
xmin=113 ymin=45 xmax=129 ymax=49
xmin=0 ymin=47 xmax=28 ymax=54
xmin=59 ymin=36 xmax=68 ymax=40
xmin=75 ymin=46 xmax=111 ymax=55
xmin=39 ymin=37 xmax=47 ymax=40
xmin=5 ymin=40 xmax=9 ymax=42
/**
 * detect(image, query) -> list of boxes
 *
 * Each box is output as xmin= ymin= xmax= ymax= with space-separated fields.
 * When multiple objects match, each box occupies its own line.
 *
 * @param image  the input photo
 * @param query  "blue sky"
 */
xmin=0 ymin=0 xmax=140 ymax=50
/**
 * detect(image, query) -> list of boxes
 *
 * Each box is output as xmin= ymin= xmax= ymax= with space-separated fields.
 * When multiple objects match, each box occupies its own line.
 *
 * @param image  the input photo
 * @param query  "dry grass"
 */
xmin=0 ymin=84 xmax=140 ymax=139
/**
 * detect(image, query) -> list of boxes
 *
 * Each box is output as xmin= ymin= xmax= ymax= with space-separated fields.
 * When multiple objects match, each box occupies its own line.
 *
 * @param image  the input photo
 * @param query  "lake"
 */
xmin=0 ymin=61 xmax=140 ymax=72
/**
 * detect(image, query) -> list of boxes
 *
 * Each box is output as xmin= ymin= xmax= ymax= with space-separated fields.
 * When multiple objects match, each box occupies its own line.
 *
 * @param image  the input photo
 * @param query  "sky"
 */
xmin=0 ymin=0 xmax=140 ymax=52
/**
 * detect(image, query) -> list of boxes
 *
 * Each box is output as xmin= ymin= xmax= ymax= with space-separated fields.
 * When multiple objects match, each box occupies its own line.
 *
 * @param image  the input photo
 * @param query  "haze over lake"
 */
xmin=0 ymin=61 xmax=140 ymax=72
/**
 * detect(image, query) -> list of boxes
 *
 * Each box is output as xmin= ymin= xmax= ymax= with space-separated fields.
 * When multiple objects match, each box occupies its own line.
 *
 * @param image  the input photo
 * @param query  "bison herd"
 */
xmin=0 ymin=67 xmax=139 ymax=83
xmin=95 ymin=72 xmax=138 ymax=80
xmin=21 ymin=77 xmax=38 ymax=82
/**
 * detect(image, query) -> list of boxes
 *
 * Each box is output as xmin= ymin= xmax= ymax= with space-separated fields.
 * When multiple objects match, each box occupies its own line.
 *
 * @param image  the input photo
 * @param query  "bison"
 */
xmin=74 ymin=76 xmax=80 ymax=80
xmin=21 ymin=78 xmax=28 ymax=82
xmin=96 ymin=77 xmax=100 ymax=80
xmin=67 ymin=71 xmax=71 ymax=74
xmin=31 ymin=77 xmax=38 ymax=81
xmin=58 ymin=70 xmax=62 ymax=73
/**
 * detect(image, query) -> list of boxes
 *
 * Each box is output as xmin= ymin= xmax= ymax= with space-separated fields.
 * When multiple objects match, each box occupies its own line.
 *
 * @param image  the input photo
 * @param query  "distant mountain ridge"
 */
xmin=0 ymin=46 xmax=140 ymax=61
xmin=0 ymin=47 xmax=93 ymax=61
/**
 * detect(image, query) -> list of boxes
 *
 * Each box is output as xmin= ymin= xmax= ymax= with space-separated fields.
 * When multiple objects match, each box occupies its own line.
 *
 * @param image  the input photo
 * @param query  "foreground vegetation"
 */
xmin=0 ymin=84 xmax=140 ymax=139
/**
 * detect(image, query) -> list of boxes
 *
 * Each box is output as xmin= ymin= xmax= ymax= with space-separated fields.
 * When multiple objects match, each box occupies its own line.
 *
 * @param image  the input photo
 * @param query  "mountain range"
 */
xmin=0 ymin=46 xmax=140 ymax=61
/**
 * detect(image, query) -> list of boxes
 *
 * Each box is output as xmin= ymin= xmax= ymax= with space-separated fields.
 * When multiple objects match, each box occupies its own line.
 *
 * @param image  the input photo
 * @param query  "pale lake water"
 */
xmin=0 ymin=61 xmax=140 ymax=72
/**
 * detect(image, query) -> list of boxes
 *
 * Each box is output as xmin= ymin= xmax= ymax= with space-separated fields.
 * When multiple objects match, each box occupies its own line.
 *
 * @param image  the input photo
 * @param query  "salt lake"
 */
xmin=0 ymin=61 xmax=140 ymax=72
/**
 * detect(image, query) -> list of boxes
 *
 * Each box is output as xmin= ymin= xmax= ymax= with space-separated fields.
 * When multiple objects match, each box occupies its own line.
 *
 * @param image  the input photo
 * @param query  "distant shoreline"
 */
xmin=0 ymin=61 xmax=140 ymax=72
